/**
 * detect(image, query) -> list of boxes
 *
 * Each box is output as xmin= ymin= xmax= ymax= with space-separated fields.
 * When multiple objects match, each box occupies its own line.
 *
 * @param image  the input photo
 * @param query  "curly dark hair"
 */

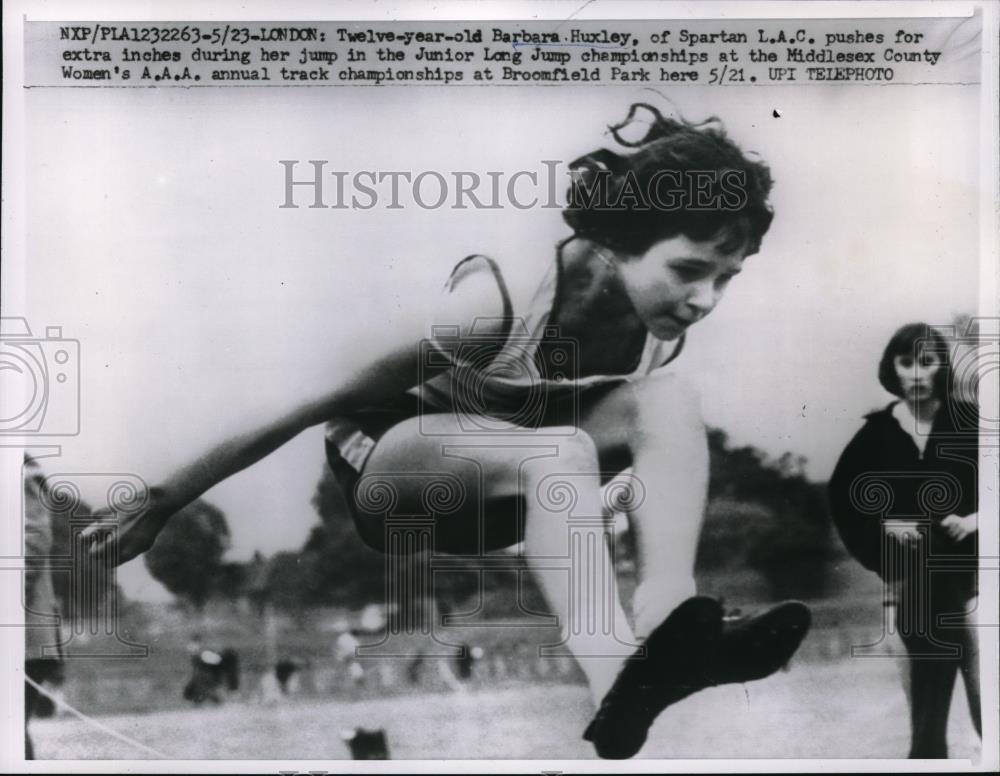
xmin=877 ymin=322 xmax=953 ymax=399
xmin=562 ymin=103 xmax=774 ymax=256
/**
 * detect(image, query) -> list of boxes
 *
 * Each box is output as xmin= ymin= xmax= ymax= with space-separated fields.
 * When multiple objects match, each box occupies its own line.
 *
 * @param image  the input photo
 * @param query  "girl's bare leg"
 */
xmin=580 ymin=373 xmax=708 ymax=638
xmin=360 ymin=414 xmax=634 ymax=705
xmin=516 ymin=429 xmax=636 ymax=704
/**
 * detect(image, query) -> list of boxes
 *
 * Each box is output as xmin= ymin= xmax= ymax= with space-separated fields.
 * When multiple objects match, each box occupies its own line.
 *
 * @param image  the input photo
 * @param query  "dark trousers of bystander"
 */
xmin=24 ymin=658 xmax=64 ymax=760
xmin=895 ymin=574 xmax=981 ymax=759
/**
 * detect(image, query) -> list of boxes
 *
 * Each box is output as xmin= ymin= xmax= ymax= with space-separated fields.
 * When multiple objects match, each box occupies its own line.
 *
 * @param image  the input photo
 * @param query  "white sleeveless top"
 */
xmin=412 ymin=248 xmax=684 ymax=420
xmin=327 ymin=241 xmax=684 ymax=470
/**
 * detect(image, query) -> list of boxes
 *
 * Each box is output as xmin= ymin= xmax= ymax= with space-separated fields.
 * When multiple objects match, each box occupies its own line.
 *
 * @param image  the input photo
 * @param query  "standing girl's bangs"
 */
xmin=878 ymin=323 xmax=954 ymax=398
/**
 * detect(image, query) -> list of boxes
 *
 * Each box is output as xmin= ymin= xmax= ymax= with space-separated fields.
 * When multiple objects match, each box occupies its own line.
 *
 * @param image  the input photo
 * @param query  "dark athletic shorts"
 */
xmin=325 ymin=382 xmax=625 ymax=555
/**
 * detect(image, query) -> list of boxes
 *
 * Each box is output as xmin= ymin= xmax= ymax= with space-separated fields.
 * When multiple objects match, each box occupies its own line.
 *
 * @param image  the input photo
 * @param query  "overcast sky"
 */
xmin=23 ymin=83 xmax=980 ymax=599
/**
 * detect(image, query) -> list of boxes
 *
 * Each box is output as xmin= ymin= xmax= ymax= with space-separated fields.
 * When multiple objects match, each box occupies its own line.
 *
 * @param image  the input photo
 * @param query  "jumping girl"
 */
xmin=88 ymin=103 xmax=811 ymax=759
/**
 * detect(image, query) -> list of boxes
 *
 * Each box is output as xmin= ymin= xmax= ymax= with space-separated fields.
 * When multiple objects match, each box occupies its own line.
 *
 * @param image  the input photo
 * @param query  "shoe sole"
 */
xmin=583 ymin=596 xmax=723 ymax=759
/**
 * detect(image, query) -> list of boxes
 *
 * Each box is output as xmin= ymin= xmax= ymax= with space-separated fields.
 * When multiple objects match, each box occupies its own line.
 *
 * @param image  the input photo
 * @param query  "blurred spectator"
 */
xmin=335 ymin=629 xmax=366 ymax=688
xmin=341 ymin=727 xmax=390 ymax=759
xmin=406 ymin=653 xmax=424 ymax=686
xmin=183 ymin=643 xmax=239 ymax=704
xmin=23 ymin=456 xmax=67 ymax=760
xmin=454 ymin=643 xmax=483 ymax=681
xmin=274 ymin=656 xmax=308 ymax=695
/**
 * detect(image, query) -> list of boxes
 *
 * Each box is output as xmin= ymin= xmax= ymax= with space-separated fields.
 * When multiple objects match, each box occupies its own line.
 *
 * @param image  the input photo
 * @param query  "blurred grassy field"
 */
xmin=32 ymin=657 xmax=982 ymax=762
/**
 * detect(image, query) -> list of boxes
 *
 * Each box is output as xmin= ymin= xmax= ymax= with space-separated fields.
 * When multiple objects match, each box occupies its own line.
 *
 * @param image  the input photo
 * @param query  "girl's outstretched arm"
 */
xmin=84 ymin=336 xmax=425 ymax=565
xmin=86 ymin=268 xmax=506 ymax=566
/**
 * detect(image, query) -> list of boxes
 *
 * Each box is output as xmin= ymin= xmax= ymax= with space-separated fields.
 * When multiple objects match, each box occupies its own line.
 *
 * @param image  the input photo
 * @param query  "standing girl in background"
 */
xmin=829 ymin=323 xmax=981 ymax=758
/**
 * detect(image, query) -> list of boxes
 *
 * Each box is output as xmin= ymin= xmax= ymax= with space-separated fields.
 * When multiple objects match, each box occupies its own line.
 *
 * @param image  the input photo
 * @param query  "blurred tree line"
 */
xmin=134 ymin=427 xmax=838 ymax=613
xmin=698 ymin=428 xmax=836 ymax=600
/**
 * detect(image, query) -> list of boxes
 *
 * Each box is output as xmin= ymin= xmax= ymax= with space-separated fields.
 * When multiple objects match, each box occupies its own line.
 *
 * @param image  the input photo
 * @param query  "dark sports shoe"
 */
xmin=706 ymin=600 xmax=811 ymax=686
xmin=583 ymin=598 xmax=812 ymax=759
xmin=583 ymin=596 xmax=723 ymax=759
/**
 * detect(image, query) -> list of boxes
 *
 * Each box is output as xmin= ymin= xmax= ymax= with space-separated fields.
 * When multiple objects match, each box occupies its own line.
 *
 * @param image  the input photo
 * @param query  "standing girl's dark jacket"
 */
xmin=829 ymin=397 xmax=981 ymax=759
xmin=828 ymin=399 xmax=978 ymax=588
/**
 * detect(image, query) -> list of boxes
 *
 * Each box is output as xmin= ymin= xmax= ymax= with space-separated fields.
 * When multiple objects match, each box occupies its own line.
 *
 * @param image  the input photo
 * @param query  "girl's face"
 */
xmin=613 ymin=233 xmax=746 ymax=340
xmin=893 ymin=348 xmax=943 ymax=401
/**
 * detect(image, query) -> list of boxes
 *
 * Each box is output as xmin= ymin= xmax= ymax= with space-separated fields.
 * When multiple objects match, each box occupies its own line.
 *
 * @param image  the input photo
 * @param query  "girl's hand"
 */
xmin=941 ymin=513 xmax=978 ymax=541
xmin=82 ymin=487 xmax=175 ymax=565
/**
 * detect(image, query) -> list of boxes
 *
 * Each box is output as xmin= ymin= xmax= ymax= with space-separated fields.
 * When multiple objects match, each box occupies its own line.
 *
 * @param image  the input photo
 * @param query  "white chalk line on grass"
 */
xmin=25 ymin=675 xmax=172 ymax=759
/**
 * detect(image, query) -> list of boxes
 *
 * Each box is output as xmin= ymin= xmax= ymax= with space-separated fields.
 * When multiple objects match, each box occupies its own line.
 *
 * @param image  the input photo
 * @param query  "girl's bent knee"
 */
xmin=633 ymin=373 xmax=704 ymax=431
xmin=523 ymin=429 xmax=599 ymax=478
xmin=554 ymin=429 xmax=599 ymax=467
